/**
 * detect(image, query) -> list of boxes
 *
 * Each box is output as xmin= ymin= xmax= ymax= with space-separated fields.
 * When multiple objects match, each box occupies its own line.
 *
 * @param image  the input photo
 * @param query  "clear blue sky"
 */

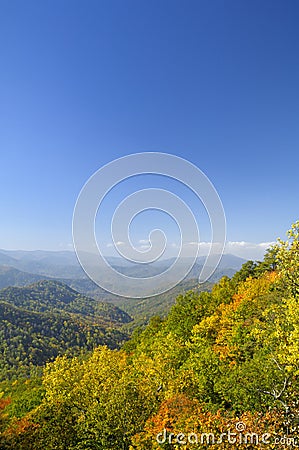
xmin=0 ymin=0 xmax=298 ymax=257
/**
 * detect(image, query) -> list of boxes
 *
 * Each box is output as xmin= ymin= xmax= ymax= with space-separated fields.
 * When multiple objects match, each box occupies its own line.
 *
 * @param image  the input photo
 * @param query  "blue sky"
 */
xmin=0 ymin=0 xmax=298 ymax=259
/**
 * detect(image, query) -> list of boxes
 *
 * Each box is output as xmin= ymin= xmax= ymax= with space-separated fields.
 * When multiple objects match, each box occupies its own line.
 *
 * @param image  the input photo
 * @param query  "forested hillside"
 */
xmin=0 ymin=281 xmax=131 ymax=380
xmin=0 ymin=280 xmax=132 ymax=324
xmin=0 ymin=222 xmax=299 ymax=449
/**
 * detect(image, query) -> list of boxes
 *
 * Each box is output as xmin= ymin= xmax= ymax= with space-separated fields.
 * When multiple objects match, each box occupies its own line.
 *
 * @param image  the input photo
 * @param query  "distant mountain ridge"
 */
xmin=0 ymin=249 xmax=247 ymax=323
xmin=0 ymin=265 xmax=49 ymax=289
xmin=0 ymin=249 xmax=246 ymax=281
xmin=0 ymin=249 xmax=84 ymax=278
xmin=0 ymin=250 xmax=249 ymax=379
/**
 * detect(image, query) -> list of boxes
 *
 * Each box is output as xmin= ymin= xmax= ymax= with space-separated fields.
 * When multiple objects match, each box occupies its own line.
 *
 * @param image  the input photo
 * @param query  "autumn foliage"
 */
xmin=1 ymin=222 xmax=299 ymax=449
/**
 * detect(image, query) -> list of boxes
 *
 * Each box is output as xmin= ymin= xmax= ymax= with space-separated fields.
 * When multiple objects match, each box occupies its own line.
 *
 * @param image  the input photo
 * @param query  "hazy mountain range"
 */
xmin=0 ymin=249 xmax=247 ymax=322
xmin=0 ymin=249 xmax=248 ymax=377
xmin=0 ymin=248 xmax=246 ymax=279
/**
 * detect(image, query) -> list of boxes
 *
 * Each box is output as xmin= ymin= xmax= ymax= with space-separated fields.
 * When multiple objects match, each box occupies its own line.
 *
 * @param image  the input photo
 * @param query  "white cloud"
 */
xmin=258 ymin=242 xmax=276 ymax=248
xmin=226 ymin=241 xmax=275 ymax=248
xmin=139 ymin=244 xmax=151 ymax=250
xmin=104 ymin=239 xmax=276 ymax=261
xmin=138 ymin=239 xmax=150 ymax=245
xmin=184 ymin=240 xmax=275 ymax=260
xmin=225 ymin=241 xmax=275 ymax=260
xmin=186 ymin=241 xmax=200 ymax=247
xmin=227 ymin=241 xmax=247 ymax=247
xmin=106 ymin=241 xmax=125 ymax=248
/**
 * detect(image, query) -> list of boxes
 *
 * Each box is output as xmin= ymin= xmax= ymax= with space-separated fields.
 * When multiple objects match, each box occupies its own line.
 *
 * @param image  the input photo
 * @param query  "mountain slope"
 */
xmin=117 ymin=278 xmax=213 ymax=329
xmin=0 ymin=265 xmax=48 ymax=289
xmin=0 ymin=301 xmax=127 ymax=380
xmin=0 ymin=250 xmax=84 ymax=278
xmin=0 ymin=252 xmax=18 ymax=266
xmin=0 ymin=280 xmax=132 ymax=324
xmin=0 ymin=281 xmax=132 ymax=380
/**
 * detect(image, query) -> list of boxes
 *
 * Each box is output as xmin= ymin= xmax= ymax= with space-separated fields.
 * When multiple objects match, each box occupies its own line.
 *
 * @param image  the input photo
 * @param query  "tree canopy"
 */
xmin=1 ymin=221 xmax=299 ymax=449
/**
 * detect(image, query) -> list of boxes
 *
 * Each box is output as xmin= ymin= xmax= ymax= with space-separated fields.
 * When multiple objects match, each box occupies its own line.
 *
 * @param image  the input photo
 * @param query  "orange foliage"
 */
xmin=0 ymin=397 xmax=11 ymax=411
xmin=132 ymin=394 xmax=286 ymax=449
xmin=197 ymin=272 xmax=278 ymax=361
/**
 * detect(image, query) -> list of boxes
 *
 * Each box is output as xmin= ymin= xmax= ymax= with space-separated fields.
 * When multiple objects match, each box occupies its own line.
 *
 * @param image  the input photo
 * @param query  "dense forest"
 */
xmin=0 ymin=281 xmax=131 ymax=380
xmin=1 ymin=222 xmax=299 ymax=449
